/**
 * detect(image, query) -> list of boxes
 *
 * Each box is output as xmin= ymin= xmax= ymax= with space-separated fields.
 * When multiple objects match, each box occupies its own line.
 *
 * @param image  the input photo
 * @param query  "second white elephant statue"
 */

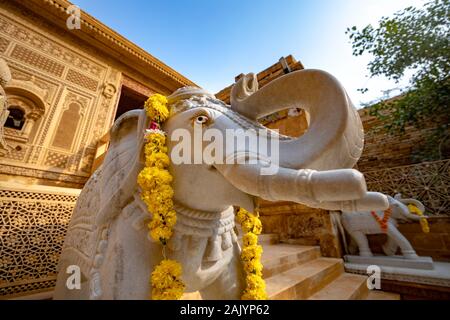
xmin=341 ymin=194 xmax=427 ymax=259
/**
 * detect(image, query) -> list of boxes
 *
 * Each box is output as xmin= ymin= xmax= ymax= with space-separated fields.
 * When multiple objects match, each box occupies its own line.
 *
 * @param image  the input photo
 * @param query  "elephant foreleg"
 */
xmin=386 ymin=226 xmax=418 ymax=259
xmin=382 ymin=236 xmax=399 ymax=256
xmin=199 ymin=245 xmax=245 ymax=300
xmin=349 ymin=231 xmax=372 ymax=257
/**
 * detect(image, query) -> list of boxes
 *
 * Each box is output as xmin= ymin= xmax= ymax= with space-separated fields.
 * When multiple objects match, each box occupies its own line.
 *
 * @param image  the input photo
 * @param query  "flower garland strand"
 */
xmin=236 ymin=208 xmax=268 ymax=300
xmin=371 ymin=208 xmax=392 ymax=233
xmin=408 ymin=204 xmax=430 ymax=233
xmin=138 ymin=94 xmax=268 ymax=300
xmin=137 ymin=94 xmax=185 ymax=300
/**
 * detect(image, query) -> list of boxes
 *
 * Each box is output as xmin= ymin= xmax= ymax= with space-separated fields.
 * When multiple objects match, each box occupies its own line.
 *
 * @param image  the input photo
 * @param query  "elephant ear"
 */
xmin=64 ymin=108 xmax=147 ymax=236
xmin=95 ymin=109 xmax=148 ymax=225
xmin=55 ymin=110 xmax=148 ymax=298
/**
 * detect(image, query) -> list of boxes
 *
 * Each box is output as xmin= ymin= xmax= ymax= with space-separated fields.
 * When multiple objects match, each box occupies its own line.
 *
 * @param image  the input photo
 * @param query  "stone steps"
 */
xmin=307 ymin=273 xmax=369 ymax=300
xmin=265 ymin=257 xmax=344 ymax=299
xmin=182 ymin=234 xmax=399 ymax=300
xmin=261 ymin=234 xmax=395 ymax=300
xmin=262 ymin=244 xmax=321 ymax=278
xmin=366 ymin=290 xmax=400 ymax=300
xmin=258 ymin=233 xmax=280 ymax=245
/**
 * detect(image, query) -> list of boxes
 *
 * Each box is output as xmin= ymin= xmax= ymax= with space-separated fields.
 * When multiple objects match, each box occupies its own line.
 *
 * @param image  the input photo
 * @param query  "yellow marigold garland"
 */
xmin=408 ymin=204 xmax=430 ymax=233
xmin=138 ymin=94 xmax=185 ymax=300
xmin=151 ymin=259 xmax=185 ymax=300
xmin=236 ymin=208 xmax=268 ymax=300
xmin=139 ymin=93 xmax=268 ymax=300
xmin=144 ymin=94 xmax=170 ymax=122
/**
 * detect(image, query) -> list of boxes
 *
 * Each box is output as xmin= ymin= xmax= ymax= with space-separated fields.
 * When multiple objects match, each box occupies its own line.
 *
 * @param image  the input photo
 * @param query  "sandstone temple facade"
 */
xmin=0 ymin=0 xmax=194 ymax=298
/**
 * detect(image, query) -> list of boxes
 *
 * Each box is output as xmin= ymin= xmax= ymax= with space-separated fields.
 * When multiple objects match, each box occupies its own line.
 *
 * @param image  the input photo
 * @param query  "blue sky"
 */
xmin=72 ymin=0 xmax=425 ymax=108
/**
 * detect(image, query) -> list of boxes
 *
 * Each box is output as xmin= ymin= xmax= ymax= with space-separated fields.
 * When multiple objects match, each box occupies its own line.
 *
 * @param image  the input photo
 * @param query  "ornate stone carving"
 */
xmin=0 ymin=14 xmax=105 ymax=78
xmin=0 ymin=57 xmax=11 ymax=87
xmin=10 ymin=44 xmax=65 ymax=77
xmin=44 ymin=151 xmax=69 ymax=168
xmin=66 ymin=69 xmax=99 ymax=92
xmin=1 ymin=78 xmax=48 ymax=147
xmin=0 ymin=9 xmax=142 ymax=184
xmin=364 ymin=160 xmax=450 ymax=215
xmin=0 ymin=36 xmax=10 ymax=53
xmin=6 ymin=78 xmax=49 ymax=105
xmin=0 ymin=9 xmax=114 ymax=179
xmin=0 ymin=163 xmax=89 ymax=186
xmin=101 ymin=82 xmax=116 ymax=99
xmin=63 ymin=91 xmax=88 ymax=111
xmin=0 ymin=184 xmax=80 ymax=298
xmin=91 ymin=69 xmax=121 ymax=141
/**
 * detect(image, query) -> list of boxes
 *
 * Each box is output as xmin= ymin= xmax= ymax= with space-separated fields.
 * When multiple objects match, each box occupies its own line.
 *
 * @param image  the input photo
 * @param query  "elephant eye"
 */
xmin=195 ymin=115 xmax=209 ymax=125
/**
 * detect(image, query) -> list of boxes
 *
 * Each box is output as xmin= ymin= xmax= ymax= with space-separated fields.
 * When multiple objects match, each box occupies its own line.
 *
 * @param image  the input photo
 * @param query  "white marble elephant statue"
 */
xmin=341 ymin=194 xmax=427 ymax=259
xmin=54 ymin=69 xmax=389 ymax=300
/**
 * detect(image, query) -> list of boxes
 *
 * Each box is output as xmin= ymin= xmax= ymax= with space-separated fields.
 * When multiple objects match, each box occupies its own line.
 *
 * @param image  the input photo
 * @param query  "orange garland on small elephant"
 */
xmin=371 ymin=208 xmax=392 ymax=233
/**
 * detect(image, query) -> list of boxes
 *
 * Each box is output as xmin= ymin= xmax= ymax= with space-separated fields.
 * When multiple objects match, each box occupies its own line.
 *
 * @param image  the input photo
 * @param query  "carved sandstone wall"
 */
xmin=357 ymin=106 xmax=449 ymax=171
xmin=0 ymin=183 xmax=80 ymax=297
xmin=0 ymin=1 xmax=194 ymax=188
xmin=0 ymin=4 xmax=121 ymax=188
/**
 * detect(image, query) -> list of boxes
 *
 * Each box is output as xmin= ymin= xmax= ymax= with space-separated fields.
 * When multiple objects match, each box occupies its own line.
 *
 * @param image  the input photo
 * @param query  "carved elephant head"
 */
xmin=390 ymin=194 xmax=427 ymax=222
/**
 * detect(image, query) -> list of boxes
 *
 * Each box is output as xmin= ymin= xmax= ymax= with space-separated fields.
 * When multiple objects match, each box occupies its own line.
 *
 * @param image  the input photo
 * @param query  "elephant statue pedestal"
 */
xmin=344 ymin=254 xmax=434 ymax=270
xmin=343 ymin=255 xmax=450 ymax=290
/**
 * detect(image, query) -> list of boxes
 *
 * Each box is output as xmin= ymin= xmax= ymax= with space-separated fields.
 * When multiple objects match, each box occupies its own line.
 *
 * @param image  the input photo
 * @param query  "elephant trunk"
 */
xmin=230 ymin=69 xmax=364 ymax=171
xmin=215 ymin=163 xmax=389 ymax=211
xmin=398 ymin=199 xmax=427 ymax=221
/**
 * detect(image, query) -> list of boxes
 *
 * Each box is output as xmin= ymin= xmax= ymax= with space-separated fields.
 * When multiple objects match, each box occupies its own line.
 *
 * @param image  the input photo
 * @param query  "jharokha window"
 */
xmin=2 ymin=95 xmax=45 ymax=143
xmin=4 ymin=107 xmax=25 ymax=130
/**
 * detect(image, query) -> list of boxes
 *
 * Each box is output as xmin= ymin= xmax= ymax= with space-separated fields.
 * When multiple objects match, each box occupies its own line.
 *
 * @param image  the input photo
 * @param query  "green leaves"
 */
xmin=347 ymin=0 xmax=450 ymax=162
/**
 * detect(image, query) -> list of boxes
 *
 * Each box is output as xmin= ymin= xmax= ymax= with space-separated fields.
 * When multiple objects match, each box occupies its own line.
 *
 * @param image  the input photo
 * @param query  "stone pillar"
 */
xmin=22 ymin=112 xmax=40 ymax=137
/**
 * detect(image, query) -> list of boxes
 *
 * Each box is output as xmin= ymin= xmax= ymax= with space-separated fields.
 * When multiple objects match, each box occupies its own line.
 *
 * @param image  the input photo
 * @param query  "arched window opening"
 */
xmin=4 ymin=107 xmax=25 ymax=130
